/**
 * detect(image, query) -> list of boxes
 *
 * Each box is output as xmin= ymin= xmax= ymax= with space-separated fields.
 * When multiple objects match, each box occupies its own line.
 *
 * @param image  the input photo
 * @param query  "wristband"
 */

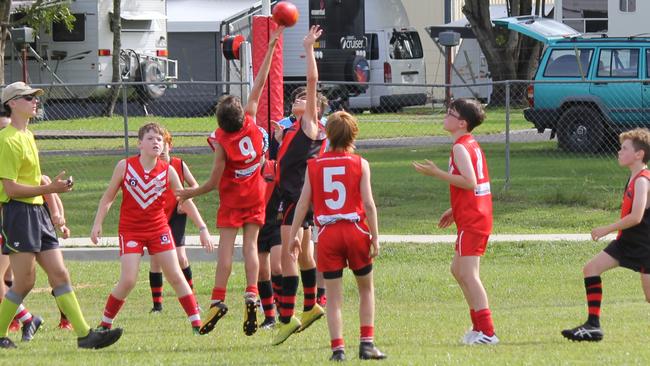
xmin=199 ymin=226 xmax=208 ymax=232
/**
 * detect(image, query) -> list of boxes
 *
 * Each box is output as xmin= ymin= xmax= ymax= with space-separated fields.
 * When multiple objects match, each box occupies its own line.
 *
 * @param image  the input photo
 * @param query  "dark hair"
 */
xmin=138 ymin=122 xmax=166 ymax=140
xmin=216 ymin=95 xmax=245 ymax=133
xmin=450 ymin=98 xmax=486 ymax=132
xmin=292 ymin=88 xmax=328 ymax=119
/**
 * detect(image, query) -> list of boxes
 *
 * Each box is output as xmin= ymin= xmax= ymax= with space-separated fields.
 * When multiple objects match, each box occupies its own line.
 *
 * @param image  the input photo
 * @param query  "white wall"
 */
xmin=401 ymin=0 xmax=444 ymax=84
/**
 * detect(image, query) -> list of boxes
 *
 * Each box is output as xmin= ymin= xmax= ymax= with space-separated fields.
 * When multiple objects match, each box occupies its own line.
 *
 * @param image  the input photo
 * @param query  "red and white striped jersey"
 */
xmin=119 ymin=156 xmax=170 ymax=234
xmin=308 ymin=151 xmax=365 ymax=226
xmin=449 ymin=134 xmax=493 ymax=235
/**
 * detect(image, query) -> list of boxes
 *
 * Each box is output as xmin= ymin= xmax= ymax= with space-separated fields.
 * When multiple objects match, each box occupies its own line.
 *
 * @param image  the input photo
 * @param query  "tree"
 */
xmin=462 ymin=0 xmax=546 ymax=105
xmin=105 ymin=0 xmax=121 ymax=116
xmin=0 ymin=0 xmax=74 ymax=85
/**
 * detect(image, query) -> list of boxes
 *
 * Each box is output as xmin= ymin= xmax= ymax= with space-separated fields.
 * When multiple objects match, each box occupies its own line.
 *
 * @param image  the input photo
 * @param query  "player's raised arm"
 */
xmin=91 ymin=159 xmax=126 ymax=244
xmin=245 ymin=25 xmax=285 ymax=117
xmin=302 ymin=25 xmax=323 ymax=139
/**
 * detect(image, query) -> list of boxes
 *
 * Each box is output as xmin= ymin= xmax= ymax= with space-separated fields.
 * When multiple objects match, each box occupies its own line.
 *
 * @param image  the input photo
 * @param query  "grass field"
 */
xmin=40 ymin=141 xmax=624 ymax=238
xmin=4 ymin=242 xmax=650 ymax=365
xmin=29 ymin=107 xmax=531 ymax=152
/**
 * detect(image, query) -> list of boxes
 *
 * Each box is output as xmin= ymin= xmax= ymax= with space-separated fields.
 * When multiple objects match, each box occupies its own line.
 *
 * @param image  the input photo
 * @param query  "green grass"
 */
xmin=6 ymin=242 xmax=650 ymax=364
xmin=29 ymin=107 xmax=531 ymax=151
xmin=40 ymin=141 xmax=624 ymax=237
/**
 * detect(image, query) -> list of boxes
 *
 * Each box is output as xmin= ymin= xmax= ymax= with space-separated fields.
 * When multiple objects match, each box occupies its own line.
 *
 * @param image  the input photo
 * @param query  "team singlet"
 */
xmin=119 ymin=156 xmax=170 ymax=234
xmin=449 ymin=134 xmax=493 ymax=235
xmin=618 ymin=169 xmax=650 ymax=241
xmin=308 ymin=151 xmax=366 ymax=226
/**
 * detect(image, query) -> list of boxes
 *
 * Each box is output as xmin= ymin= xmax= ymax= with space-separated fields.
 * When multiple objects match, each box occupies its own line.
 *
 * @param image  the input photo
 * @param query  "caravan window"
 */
xmin=620 ymin=0 xmax=636 ymax=12
xmin=53 ymin=13 xmax=85 ymax=42
xmin=389 ymin=31 xmax=423 ymax=60
xmin=543 ymin=49 xmax=593 ymax=77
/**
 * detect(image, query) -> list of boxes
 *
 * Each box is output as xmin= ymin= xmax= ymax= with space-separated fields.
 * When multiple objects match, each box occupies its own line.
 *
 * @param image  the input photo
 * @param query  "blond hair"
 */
xmin=326 ymin=111 xmax=358 ymax=150
xmin=620 ymin=128 xmax=650 ymax=163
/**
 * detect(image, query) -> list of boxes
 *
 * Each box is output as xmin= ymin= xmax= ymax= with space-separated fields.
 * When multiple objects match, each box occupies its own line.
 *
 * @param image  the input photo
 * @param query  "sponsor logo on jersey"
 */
xmin=126 ymin=241 xmax=138 ymax=248
xmin=161 ymin=234 xmax=171 ymax=244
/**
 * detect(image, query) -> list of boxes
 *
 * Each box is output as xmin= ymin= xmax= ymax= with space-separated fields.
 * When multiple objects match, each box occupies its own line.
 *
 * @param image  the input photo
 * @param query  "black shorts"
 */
xmin=168 ymin=211 xmax=188 ymax=247
xmin=280 ymin=199 xmax=313 ymax=229
xmin=604 ymin=238 xmax=650 ymax=273
xmin=1 ymin=200 xmax=59 ymax=255
xmin=258 ymin=188 xmax=282 ymax=253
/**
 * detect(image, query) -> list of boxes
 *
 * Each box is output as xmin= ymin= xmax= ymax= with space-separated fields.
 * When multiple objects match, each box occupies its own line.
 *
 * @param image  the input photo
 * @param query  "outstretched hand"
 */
xmin=270 ymin=25 xmax=286 ymax=42
xmin=303 ymin=25 xmax=322 ymax=49
xmin=412 ymin=160 xmax=442 ymax=178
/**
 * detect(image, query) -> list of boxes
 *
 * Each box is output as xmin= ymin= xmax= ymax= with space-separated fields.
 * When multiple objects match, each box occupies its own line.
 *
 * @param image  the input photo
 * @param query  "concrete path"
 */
xmin=59 ymin=232 xmax=610 ymax=262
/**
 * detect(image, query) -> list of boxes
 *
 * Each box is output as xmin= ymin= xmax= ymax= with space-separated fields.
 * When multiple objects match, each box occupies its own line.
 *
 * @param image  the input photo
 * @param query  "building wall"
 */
xmin=401 ymin=0 xmax=445 ymax=85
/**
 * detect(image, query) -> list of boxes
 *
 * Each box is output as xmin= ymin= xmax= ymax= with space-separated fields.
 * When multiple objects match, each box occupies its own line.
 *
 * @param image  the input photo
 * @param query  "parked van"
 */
xmin=348 ymin=0 xmax=427 ymax=112
xmin=5 ymin=0 xmax=177 ymax=100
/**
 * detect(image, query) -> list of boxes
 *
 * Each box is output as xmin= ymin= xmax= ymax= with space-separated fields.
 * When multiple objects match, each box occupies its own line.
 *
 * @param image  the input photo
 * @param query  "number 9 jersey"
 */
xmin=308 ymin=151 xmax=366 ymax=226
xmin=208 ymin=114 xmax=267 ymax=209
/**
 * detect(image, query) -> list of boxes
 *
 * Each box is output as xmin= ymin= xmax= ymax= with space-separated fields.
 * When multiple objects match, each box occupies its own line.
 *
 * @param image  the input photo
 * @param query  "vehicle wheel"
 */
xmin=557 ymin=105 xmax=605 ymax=153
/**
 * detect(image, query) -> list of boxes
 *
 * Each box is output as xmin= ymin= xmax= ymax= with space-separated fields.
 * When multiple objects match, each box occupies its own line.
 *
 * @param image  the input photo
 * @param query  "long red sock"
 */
xmin=178 ymin=294 xmax=201 ymax=328
xmin=360 ymin=325 xmax=374 ymax=344
xmin=100 ymin=294 xmax=125 ymax=329
xmin=211 ymin=287 xmax=226 ymax=304
xmin=470 ymin=308 xmax=477 ymax=331
xmin=331 ymin=338 xmax=345 ymax=352
xmin=475 ymin=308 xmax=495 ymax=336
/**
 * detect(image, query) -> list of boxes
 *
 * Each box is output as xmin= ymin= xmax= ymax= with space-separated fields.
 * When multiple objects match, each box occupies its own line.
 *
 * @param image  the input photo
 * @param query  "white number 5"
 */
xmin=324 ymin=166 xmax=346 ymax=210
xmin=239 ymin=136 xmax=257 ymax=163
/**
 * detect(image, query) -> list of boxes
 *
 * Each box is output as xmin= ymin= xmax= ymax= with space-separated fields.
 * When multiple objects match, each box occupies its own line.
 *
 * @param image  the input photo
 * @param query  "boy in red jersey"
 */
xmin=271 ymin=25 xmax=328 ymax=346
xmin=289 ymin=111 xmax=386 ymax=361
xmin=91 ymin=122 xmax=208 ymax=334
xmin=562 ymin=128 xmax=650 ymax=342
xmin=148 ymin=130 xmax=213 ymax=313
xmin=177 ymin=26 xmax=284 ymax=337
xmin=413 ymin=98 xmax=498 ymax=345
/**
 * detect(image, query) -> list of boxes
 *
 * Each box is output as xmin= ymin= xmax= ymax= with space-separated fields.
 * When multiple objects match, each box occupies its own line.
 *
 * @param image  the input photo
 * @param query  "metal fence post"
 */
xmin=504 ymin=81 xmax=511 ymax=191
xmin=122 ymin=84 xmax=129 ymax=157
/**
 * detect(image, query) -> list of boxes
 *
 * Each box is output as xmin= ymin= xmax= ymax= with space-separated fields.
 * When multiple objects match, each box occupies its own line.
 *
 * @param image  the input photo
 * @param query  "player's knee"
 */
xmin=119 ymin=276 xmax=138 ymax=292
xmin=271 ymin=263 xmax=282 ymax=275
xmin=48 ymin=267 xmax=70 ymax=285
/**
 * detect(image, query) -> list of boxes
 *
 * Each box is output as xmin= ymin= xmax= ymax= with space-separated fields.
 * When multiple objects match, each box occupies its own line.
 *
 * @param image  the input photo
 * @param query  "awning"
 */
xmin=120 ymin=11 xmax=167 ymax=21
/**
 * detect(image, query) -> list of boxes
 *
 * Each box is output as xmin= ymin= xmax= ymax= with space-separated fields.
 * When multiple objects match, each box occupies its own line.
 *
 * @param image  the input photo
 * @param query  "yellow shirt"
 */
xmin=0 ymin=125 xmax=43 ymax=204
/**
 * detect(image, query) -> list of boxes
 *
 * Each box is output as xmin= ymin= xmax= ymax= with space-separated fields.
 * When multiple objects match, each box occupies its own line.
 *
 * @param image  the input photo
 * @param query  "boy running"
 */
xmin=0 ymin=81 xmax=122 ymax=349
xmin=91 ymin=122 xmax=209 ymax=334
xmin=177 ymin=25 xmax=284 ymax=337
xmin=562 ymin=128 xmax=650 ymax=342
xmin=413 ymin=98 xmax=498 ymax=345
xmin=289 ymin=111 xmax=387 ymax=361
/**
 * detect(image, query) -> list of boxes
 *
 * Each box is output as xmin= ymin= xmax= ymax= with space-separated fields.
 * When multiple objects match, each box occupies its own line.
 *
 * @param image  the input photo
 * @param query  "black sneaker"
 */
xmin=78 ymin=328 xmax=123 ymax=349
xmin=243 ymin=298 xmax=258 ymax=336
xmin=561 ymin=322 xmax=603 ymax=342
xmin=260 ymin=316 xmax=276 ymax=330
xmin=330 ymin=350 xmax=346 ymax=362
xmin=0 ymin=337 xmax=16 ymax=349
xmin=199 ymin=301 xmax=228 ymax=335
xmin=21 ymin=315 xmax=43 ymax=342
xmin=359 ymin=342 xmax=387 ymax=360
xmin=149 ymin=306 xmax=162 ymax=314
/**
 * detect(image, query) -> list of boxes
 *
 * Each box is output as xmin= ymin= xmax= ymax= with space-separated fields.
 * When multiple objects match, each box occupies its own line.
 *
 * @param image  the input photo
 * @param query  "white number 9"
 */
xmin=239 ymin=136 xmax=257 ymax=163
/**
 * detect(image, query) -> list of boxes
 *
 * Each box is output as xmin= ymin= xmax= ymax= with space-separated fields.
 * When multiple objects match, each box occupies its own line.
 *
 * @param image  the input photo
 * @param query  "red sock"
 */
xmin=101 ymin=294 xmax=125 ymax=329
xmin=470 ymin=308 xmax=477 ymax=331
xmin=360 ymin=325 xmax=374 ymax=344
xmin=475 ymin=308 xmax=495 ymax=336
xmin=245 ymin=285 xmax=258 ymax=296
xmin=211 ymin=287 xmax=226 ymax=304
xmin=331 ymin=338 xmax=345 ymax=352
xmin=178 ymin=294 xmax=202 ymax=328
xmin=15 ymin=304 xmax=33 ymax=324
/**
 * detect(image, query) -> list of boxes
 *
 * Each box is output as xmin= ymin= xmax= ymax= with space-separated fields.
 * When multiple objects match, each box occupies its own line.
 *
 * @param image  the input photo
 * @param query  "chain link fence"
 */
xmin=5 ymin=78 xmax=637 ymax=236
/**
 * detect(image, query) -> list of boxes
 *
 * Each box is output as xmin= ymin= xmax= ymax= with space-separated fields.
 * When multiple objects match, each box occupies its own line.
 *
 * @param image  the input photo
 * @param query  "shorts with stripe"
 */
xmin=316 ymin=220 xmax=373 ymax=273
xmin=119 ymin=228 xmax=176 ymax=256
xmin=280 ymin=198 xmax=313 ymax=229
xmin=1 ymin=200 xmax=59 ymax=255
xmin=455 ymin=229 xmax=489 ymax=256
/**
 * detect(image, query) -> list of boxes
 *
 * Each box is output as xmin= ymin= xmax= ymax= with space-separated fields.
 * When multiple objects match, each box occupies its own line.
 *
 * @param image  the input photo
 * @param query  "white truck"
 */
xmin=4 ymin=0 xmax=177 ymax=100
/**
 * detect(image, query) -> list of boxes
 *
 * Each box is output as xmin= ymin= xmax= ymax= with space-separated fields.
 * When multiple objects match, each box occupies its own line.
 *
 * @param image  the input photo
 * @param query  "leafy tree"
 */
xmin=462 ymin=0 xmax=549 ymax=105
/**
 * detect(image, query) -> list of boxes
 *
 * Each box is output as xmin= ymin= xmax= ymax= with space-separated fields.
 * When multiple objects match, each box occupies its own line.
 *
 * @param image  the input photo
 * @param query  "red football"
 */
xmin=272 ymin=1 xmax=299 ymax=27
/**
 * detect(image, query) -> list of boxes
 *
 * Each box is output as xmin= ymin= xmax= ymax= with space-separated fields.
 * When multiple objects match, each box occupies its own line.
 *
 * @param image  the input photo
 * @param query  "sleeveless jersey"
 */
xmin=449 ymin=134 xmax=493 ymax=235
xmin=277 ymin=119 xmax=327 ymax=202
xmin=163 ymin=157 xmax=185 ymax=219
xmin=119 ymin=156 xmax=170 ymax=234
xmin=618 ymin=169 xmax=650 ymax=242
xmin=308 ymin=151 xmax=365 ymax=226
xmin=207 ymin=114 xmax=266 ymax=208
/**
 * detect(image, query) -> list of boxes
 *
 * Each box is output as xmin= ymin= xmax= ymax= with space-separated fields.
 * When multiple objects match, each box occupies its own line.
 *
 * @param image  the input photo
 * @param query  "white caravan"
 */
xmin=4 ymin=0 xmax=177 ymax=100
